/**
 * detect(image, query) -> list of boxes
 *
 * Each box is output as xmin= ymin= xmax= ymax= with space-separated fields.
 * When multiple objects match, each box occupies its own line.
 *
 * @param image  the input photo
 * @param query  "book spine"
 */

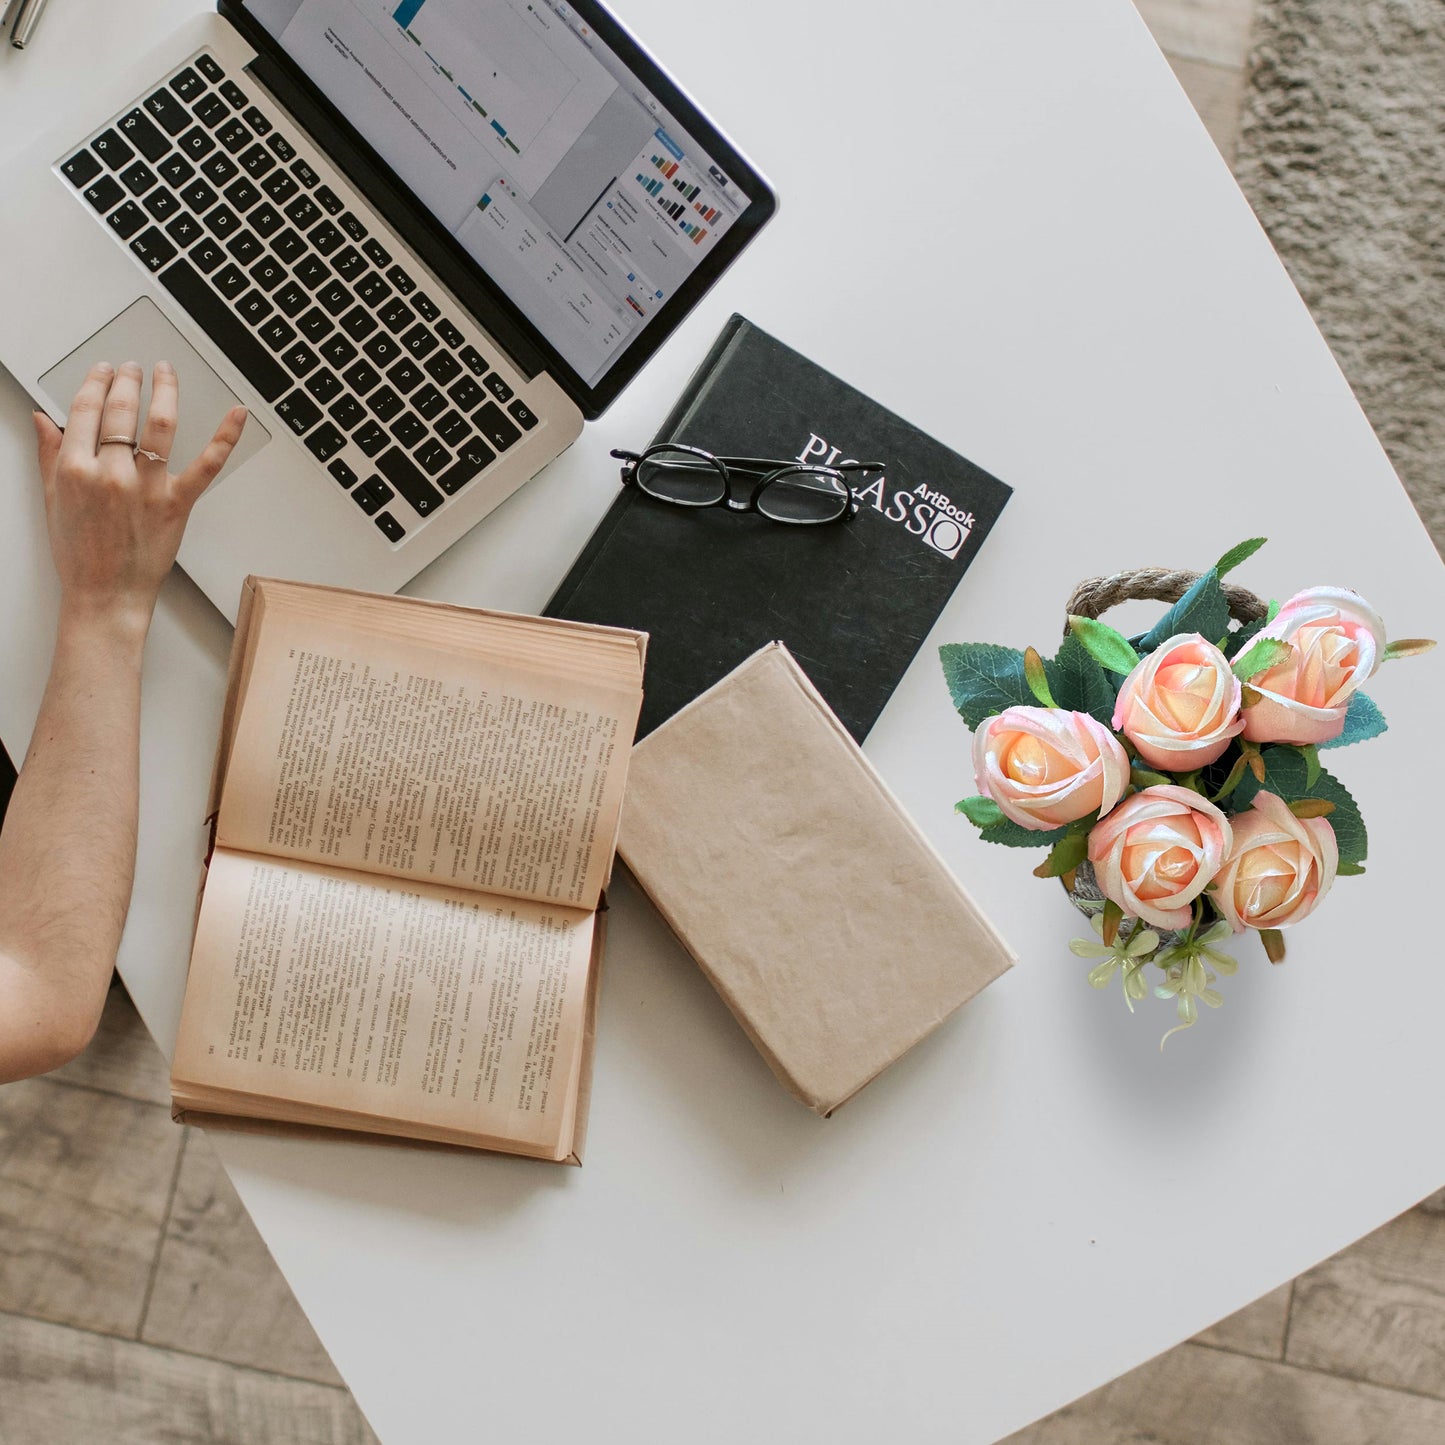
xmin=647 ymin=312 xmax=751 ymax=445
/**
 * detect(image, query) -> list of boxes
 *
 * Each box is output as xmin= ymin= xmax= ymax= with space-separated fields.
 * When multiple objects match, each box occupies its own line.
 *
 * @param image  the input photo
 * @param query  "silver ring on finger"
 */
xmin=134 ymin=446 xmax=169 ymax=464
xmin=99 ymin=434 xmax=139 ymax=447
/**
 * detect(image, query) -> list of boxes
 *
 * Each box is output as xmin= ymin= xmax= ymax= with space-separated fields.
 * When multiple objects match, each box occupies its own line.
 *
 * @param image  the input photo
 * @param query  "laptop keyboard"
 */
xmin=58 ymin=51 xmax=542 ymax=546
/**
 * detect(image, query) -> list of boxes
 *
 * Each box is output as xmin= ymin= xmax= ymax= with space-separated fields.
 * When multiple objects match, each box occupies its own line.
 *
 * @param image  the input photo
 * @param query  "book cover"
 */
xmin=546 ymin=315 xmax=1012 ymax=740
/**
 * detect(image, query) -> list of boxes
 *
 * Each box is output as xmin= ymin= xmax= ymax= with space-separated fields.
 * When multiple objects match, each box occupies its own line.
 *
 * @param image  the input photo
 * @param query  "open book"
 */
xmin=171 ymin=577 xmax=646 ymax=1163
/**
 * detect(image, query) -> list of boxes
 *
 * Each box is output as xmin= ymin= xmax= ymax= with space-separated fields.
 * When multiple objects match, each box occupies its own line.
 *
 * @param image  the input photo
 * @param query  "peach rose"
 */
xmin=1212 ymin=791 xmax=1338 ymax=932
xmin=1087 ymin=785 xmax=1232 ymax=931
xmin=1112 ymin=633 xmax=1245 ymax=771
xmin=1241 ymin=587 xmax=1387 ymax=745
xmin=973 ymin=706 xmax=1129 ymax=832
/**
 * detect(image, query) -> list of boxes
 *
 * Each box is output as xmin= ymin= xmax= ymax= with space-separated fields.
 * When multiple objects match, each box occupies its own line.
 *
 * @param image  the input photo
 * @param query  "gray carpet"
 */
xmin=1235 ymin=0 xmax=1445 ymax=552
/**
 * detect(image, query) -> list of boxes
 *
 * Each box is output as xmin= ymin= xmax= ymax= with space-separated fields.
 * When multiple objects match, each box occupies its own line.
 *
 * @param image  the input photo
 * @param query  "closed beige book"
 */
xmin=618 ymin=643 xmax=1015 ymax=1116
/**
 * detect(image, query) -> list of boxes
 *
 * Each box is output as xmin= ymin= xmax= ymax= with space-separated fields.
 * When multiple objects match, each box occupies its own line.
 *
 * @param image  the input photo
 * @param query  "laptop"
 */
xmin=0 ymin=0 xmax=776 ymax=622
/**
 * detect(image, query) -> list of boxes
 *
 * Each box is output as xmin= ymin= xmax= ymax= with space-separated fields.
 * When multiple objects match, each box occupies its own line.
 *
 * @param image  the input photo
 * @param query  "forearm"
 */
xmin=0 ymin=601 xmax=150 ymax=1080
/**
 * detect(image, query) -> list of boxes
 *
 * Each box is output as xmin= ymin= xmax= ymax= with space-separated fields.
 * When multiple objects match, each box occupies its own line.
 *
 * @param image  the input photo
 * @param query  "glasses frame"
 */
xmin=610 ymin=444 xmax=885 ymax=525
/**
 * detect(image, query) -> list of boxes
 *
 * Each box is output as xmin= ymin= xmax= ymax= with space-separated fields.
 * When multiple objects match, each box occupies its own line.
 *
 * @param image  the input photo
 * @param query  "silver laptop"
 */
xmin=0 ymin=0 xmax=776 ymax=622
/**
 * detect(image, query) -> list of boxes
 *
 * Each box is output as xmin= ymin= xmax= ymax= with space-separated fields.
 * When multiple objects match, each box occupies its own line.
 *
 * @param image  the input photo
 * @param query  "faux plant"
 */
xmin=940 ymin=538 xmax=1434 ymax=1044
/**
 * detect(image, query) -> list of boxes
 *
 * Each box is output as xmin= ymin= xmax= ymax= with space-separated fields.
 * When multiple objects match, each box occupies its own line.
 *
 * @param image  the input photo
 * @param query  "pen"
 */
xmin=9 ymin=0 xmax=50 ymax=49
xmin=0 ymin=0 xmax=24 ymax=32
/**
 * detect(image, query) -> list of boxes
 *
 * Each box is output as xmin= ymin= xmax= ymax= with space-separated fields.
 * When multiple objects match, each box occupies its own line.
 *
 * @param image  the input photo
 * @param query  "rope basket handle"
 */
xmin=1064 ymin=566 xmax=1267 ymax=635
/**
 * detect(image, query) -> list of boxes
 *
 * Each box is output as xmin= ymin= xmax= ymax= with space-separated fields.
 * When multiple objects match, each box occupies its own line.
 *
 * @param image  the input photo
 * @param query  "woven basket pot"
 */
xmin=1059 ymin=565 xmax=1268 ymax=947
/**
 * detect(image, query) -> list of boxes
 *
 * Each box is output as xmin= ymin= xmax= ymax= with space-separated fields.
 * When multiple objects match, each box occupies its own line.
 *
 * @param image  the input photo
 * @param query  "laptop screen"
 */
xmin=244 ymin=0 xmax=757 ymax=391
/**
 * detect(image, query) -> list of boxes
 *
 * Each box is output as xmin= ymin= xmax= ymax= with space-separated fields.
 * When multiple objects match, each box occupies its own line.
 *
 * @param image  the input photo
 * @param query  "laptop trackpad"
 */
xmin=38 ymin=297 xmax=271 ymax=482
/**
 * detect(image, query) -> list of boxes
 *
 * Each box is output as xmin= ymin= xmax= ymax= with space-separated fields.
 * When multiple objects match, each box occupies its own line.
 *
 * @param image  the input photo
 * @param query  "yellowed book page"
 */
xmin=172 ymin=849 xmax=594 ymax=1157
xmin=216 ymin=601 xmax=639 ymax=911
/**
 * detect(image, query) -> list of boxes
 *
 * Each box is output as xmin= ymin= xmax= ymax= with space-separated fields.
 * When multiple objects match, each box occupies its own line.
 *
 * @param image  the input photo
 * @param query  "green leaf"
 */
xmin=1232 ymin=748 xmax=1368 ymax=866
xmin=1266 ymin=598 xmax=1281 ymax=623
xmin=1337 ymin=859 xmax=1367 ymax=877
xmin=955 ymin=795 xmax=1005 ymax=828
xmin=1033 ymin=831 xmax=1090 ymax=877
xmin=1131 ymin=766 xmax=1173 ymax=790
xmin=1067 ymin=616 xmax=1142 ymax=676
xmin=940 ymin=643 xmax=1035 ymax=730
xmin=1300 ymin=744 xmax=1321 ymax=788
xmin=1215 ymin=537 xmax=1267 ymax=578
xmin=1318 ymin=691 xmax=1388 ymax=751
xmin=1383 ymin=637 xmax=1436 ymax=660
xmin=1135 ymin=568 xmax=1231 ymax=656
xmin=1231 ymin=637 xmax=1292 ymax=682
xmin=1046 ymin=634 xmax=1118 ymax=726
xmin=1024 ymin=647 xmax=1058 ymax=708
xmin=977 ymin=816 xmax=1068 ymax=849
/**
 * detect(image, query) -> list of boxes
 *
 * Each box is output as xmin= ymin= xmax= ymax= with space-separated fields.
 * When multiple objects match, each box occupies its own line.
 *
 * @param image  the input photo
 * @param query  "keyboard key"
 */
xmin=164 ymin=212 xmax=203 ymax=247
xmin=272 ymin=227 xmax=307 ymax=264
xmin=363 ymin=333 xmax=401 ymax=367
xmin=305 ymin=421 xmax=346 ymax=462
xmin=368 ymin=385 xmax=403 ymax=422
xmin=284 ymin=195 xmax=321 ymax=230
xmin=341 ymin=305 xmax=377 ymax=340
xmin=267 ymin=133 xmax=297 ymax=162
xmin=305 ymin=367 xmax=343 ymax=404
xmin=434 ymin=409 xmax=469 ymax=447
xmin=178 ymin=126 xmax=216 ymax=162
xmin=436 ymin=318 xmax=466 ymax=349
xmin=352 ymin=477 xmax=393 ymax=515
xmin=242 ymin=107 xmax=273 ymax=136
xmin=212 ymin=262 xmax=248 ymax=299
xmin=320 ymin=335 xmax=358 ymax=369
xmin=216 ymin=118 xmax=253 ymax=154
xmin=374 ymin=512 xmax=406 ymax=542
xmin=143 ymin=187 xmax=181 ymax=222
xmin=424 ymin=350 xmax=461 ymax=385
xmin=157 ymin=258 xmax=289 ymax=401
xmin=316 ymin=281 xmax=354 ymax=316
xmin=507 ymin=398 xmax=538 ymax=431
xmin=92 ymin=128 xmax=135 ymax=170
xmin=195 ymin=53 xmax=226 ymax=84
xmin=294 ymin=255 xmax=331 ymax=289
xmin=120 ymin=160 xmax=157 ymax=195
xmin=471 ymin=400 xmax=521 ymax=452
xmin=263 ymin=169 xmax=299 ymax=204
xmin=356 ymin=272 xmax=391 ymax=307
xmin=314 ymin=184 xmax=343 ymax=215
xmin=275 ymin=389 xmax=321 ymax=435
xmin=204 ymin=203 xmax=240 ymax=238
xmin=332 ymin=244 xmax=366 ymax=281
xmin=377 ymin=447 xmax=444 ymax=516
xmin=240 ymin=143 xmax=276 ymax=179
xmin=412 ymin=291 xmax=440 ymax=322
xmin=458 ymin=344 xmax=487 ymax=376
xmin=436 ymin=437 xmax=495 ymax=495
xmin=220 ymin=80 xmax=249 ymax=110
xmin=385 ymin=264 xmax=415 ymax=295
xmin=411 ymin=382 xmax=446 ymax=420
xmin=329 ymin=395 xmax=367 ymax=430
xmin=117 ymin=110 xmax=170 ymax=163
xmin=448 ymin=376 xmax=484 ymax=411
xmin=354 ymin=421 xmax=388 ymax=457
xmin=106 ymin=201 xmax=147 ymax=240
xmin=158 ymin=154 xmax=195 ymax=187
xmin=342 ymin=359 xmax=381 ymax=394
xmin=180 ymin=178 xmax=219 ymax=212
xmin=129 ymin=226 xmax=177 ymax=273
xmin=84 ymin=174 xmax=125 ymax=213
xmin=290 ymin=158 xmax=320 ymax=188
xmin=236 ymin=290 xmax=274 ymax=326
xmin=379 ymin=299 xmax=415 ymax=334
xmin=224 ymin=177 xmax=261 ymax=212
xmin=297 ymin=307 xmax=335 ymax=343
xmin=249 ymin=256 xmax=286 ymax=291
xmin=274 ymin=281 xmax=309 ymax=318
xmin=328 ymin=457 xmax=358 ymax=489
xmin=338 ymin=212 xmax=367 ymax=243
xmin=193 ymin=93 xmax=230 ymax=128
xmin=249 ymin=202 xmax=284 ymax=238
xmin=145 ymin=88 xmax=192 ymax=136
xmin=259 ymin=316 xmax=298 ymax=351
xmin=362 ymin=237 xmax=391 ymax=267
xmin=172 ymin=66 xmax=206 ymax=100
xmin=483 ymin=373 xmax=513 ymax=404
xmin=400 ymin=324 xmax=437 ymax=360
xmin=282 ymin=342 xmax=319 ymax=377
xmin=391 ymin=412 xmax=427 ymax=448
xmin=200 ymin=152 xmax=239 ymax=186
xmin=189 ymin=236 xmax=225 ymax=273
xmin=414 ymin=439 xmax=451 ymax=477
xmin=225 ymin=230 xmax=263 ymax=265
xmin=310 ymin=220 xmax=343 ymax=255
xmin=386 ymin=358 xmax=424 ymax=393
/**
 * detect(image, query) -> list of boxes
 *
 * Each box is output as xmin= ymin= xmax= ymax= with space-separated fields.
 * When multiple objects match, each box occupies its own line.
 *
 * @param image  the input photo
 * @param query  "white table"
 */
xmin=2 ymin=3 xmax=1442 ymax=1441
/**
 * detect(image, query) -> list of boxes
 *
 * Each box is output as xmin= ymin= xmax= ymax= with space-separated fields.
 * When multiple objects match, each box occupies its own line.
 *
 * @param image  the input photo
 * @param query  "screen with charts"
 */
xmin=248 ymin=0 xmax=751 ymax=384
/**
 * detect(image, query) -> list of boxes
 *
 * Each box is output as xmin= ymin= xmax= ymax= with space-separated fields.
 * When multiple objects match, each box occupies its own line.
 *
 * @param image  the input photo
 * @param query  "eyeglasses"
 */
xmin=610 ymin=444 xmax=885 ymax=526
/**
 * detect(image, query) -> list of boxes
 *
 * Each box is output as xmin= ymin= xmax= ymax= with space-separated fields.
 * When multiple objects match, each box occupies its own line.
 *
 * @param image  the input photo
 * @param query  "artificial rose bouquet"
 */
xmin=942 ymin=539 xmax=1433 ymax=1043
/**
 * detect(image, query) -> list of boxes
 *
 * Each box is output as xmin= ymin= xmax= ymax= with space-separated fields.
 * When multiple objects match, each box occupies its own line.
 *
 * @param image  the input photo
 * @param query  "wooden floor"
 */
xmin=3 ymin=4 xmax=1443 ymax=1442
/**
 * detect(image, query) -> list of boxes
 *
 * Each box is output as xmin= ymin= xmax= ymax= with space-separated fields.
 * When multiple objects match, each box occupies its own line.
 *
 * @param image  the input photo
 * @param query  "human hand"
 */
xmin=33 ymin=360 xmax=247 ymax=630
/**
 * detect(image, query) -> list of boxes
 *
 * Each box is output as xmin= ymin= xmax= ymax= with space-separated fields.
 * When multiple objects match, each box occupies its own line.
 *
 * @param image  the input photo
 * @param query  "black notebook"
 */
xmin=546 ymin=316 xmax=1012 ymax=741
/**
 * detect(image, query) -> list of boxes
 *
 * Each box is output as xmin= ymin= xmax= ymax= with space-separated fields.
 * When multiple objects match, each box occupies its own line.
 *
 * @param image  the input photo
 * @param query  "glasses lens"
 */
xmin=756 ymin=468 xmax=851 ymax=524
xmin=635 ymin=447 xmax=728 ymax=506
